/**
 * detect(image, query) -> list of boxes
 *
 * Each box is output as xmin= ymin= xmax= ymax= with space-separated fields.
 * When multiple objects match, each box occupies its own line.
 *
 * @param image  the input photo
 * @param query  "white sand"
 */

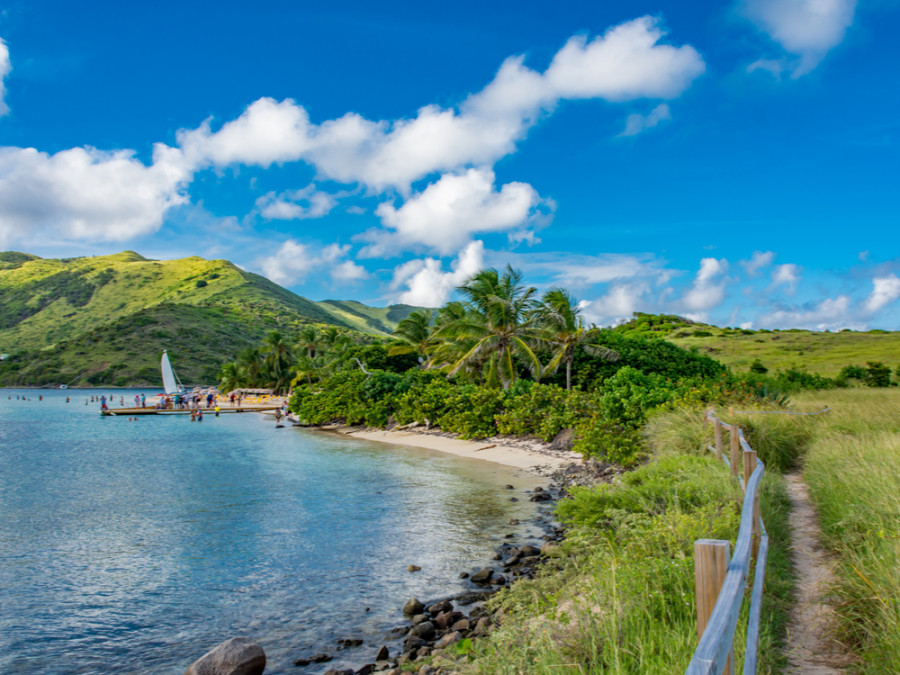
xmin=326 ymin=425 xmax=582 ymax=474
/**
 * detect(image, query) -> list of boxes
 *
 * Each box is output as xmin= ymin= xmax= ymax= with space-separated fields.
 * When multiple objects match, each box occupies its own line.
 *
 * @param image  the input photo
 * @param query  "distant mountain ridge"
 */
xmin=0 ymin=251 xmax=423 ymax=386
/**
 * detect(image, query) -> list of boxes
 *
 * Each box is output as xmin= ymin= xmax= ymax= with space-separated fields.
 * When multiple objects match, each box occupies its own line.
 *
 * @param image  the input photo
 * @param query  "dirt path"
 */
xmin=784 ymin=472 xmax=854 ymax=674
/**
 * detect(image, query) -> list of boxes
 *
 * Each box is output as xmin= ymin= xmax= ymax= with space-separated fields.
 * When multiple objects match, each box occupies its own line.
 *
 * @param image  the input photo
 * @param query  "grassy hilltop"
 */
xmin=614 ymin=313 xmax=900 ymax=377
xmin=0 ymin=251 xmax=420 ymax=387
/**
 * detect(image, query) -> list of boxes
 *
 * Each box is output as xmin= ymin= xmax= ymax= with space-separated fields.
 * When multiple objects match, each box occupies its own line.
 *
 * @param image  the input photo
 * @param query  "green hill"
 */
xmin=0 ymin=251 xmax=421 ymax=387
xmin=613 ymin=313 xmax=900 ymax=376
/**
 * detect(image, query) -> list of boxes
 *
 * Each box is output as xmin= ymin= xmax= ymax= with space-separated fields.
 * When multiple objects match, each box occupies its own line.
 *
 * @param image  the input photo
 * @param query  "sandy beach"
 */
xmin=316 ymin=424 xmax=583 ymax=474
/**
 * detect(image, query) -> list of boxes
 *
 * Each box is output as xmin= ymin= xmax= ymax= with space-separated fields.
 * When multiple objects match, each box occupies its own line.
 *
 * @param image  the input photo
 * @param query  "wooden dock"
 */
xmin=101 ymin=405 xmax=281 ymax=416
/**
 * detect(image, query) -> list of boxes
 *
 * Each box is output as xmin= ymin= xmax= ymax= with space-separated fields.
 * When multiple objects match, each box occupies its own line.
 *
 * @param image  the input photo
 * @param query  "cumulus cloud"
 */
xmin=580 ymin=282 xmax=650 ymax=326
xmin=256 ymin=184 xmax=338 ymax=220
xmin=0 ymin=144 xmax=190 ymax=250
xmin=0 ymin=39 xmax=10 ymax=117
xmin=174 ymin=16 xmax=704 ymax=192
xmin=742 ymin=250 xmax=775 ymax=277
xmin=758 ymin=295 xmax=857 ymax=330
xmin=390 ymin=240 xmax=485 ymax=306
xmin=864 ymin=274 xmax=900 ymax=314
xmin=619 ymin=103 xmax=671 ymax=137
xmin=771 ymin=263 xmax=801 ymax=294
xmin=680 ymin=258 xmax=729 ymax=315
xmin=743 ymin=0 xmax=857 ymax=77
xmin=369 ymin=168 xmax=543 ymax=256
xmin=259 ymin=240 xmax=367 ymax=286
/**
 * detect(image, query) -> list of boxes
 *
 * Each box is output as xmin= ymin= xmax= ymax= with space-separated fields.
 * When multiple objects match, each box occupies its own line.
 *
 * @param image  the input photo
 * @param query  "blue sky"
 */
xmin=0 ymin=0 xmax=898 ymax=329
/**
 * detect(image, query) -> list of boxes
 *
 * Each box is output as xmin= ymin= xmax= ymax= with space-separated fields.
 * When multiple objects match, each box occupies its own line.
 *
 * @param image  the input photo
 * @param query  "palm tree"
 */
xmin=389 ymin=309 xmax=434 ymax=365
xmin=296 ymin=325 xmax=320 ymax=359
xmin=262 ymin=331 xmax=294 ymax=393
xmin=218 ymin=361 xmax=243 ymax=393
xmin=438 ymin=266 xmax=542 ymax=389
xmin=236 ymin=346 xmax=264 ymax=387
xmin=534 ymin=288 xmax=619 ymax=390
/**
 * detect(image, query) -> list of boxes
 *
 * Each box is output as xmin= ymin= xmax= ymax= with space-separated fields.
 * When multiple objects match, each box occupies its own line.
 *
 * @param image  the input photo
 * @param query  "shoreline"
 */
xmin=312 ymin=423 xmax=583 ymax=476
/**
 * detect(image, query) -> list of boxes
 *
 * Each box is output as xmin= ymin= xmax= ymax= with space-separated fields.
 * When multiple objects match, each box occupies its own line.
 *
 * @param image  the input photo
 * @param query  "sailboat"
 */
xmin=161 ymin=350 xmax=186 ymax=398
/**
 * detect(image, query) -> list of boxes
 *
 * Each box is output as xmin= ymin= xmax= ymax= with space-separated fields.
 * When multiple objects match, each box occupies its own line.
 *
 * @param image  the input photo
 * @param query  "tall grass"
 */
xmin=794 ymin=389 xmax=900 ymax=673
xmin=448 ymin=454 xmax=792 ymax=674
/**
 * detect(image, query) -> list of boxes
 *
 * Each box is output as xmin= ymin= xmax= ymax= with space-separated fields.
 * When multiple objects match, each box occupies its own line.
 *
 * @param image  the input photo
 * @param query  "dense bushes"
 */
xmin=290 ymin=363 xmax=779 ymax=466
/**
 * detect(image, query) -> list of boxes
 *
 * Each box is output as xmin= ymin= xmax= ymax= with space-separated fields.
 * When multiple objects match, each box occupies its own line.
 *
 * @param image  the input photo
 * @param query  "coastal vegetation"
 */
xmin=0 ymin=251 xmax=421 ymax=386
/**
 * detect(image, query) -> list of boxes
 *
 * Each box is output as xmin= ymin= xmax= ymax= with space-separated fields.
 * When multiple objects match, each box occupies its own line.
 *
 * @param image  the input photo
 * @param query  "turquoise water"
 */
xmin=0 ymin=389 xmax=545 ymax=674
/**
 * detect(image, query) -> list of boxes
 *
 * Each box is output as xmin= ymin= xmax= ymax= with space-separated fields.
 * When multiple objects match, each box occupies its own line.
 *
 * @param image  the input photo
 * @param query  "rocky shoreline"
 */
xmin=281 ymin=458 xmax=620 ymax=675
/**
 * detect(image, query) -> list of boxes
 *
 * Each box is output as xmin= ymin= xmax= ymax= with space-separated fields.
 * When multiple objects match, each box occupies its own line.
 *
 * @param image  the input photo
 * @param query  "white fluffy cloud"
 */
xmin=744 ymin=0 xmax=857 ymax=77
xmin=256 ymin=184 xmax=338 ymax=220
xmin=259 ymin=240 xmax=367 ymax=286
xmin=580 ymin=283 xmax=650 ymax=326
xmin=742 ymin=250 xmax=774 ymax=277
xmin=0 ymin=38 xmax=10 ymax=117
xmin=758 ymin=295 xmax=857 ymax=330
xmin=390 ymin=240 xmax=485 ymax=306
xmin=680 ymin=258 xmax=729 ymax=314
xmin=0 ymin=145 xmax=190 ymax=249
xmin=864 ymin=275 xmax=900 ymax=313
xmin=619 ymin=103 xmax=671 ymax=137
xmin=371 ymin=168 xmax=542 ymax=256
xmin=173 ymin=16 xmax=704 ymax=192
xmin=771 ymin=263 xmax=801 ymax=294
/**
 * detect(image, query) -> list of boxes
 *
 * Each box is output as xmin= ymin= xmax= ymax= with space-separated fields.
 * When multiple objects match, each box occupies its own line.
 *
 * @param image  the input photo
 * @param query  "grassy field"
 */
xmin=791 ymin=389 xmax=900 ymax=673
xmin=612 ymin=313 xmax=900 ymax=377
xmin=669 ymin=330 xmax=900 ymax=377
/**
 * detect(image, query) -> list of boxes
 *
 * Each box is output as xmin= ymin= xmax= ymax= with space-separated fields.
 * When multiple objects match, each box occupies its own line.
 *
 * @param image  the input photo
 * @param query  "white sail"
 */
xmin=161 ymin=350 xmax=180 ymax=395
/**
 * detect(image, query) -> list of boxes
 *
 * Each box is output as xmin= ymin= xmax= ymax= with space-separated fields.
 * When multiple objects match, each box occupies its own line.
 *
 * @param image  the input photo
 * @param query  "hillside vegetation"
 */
xmin=0 ymin=251 xmax=420 ymax=387
xmin=615 ymin=313 xmax=900 ymax=377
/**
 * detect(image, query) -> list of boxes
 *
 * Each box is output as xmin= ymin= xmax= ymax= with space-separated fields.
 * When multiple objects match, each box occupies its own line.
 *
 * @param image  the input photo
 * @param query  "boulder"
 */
xmin=550 ymin=428 xmax=575 ymax=452
xmin=185 ymin=637 xmax=265 ymax=675
xmin=411 ymin=613 xmax=428 ymax=625
xmin=529 ymin=491 xmax=552 ymax=502
xmin=411 ymin=621 xmax=436 ymax=640
xmin=450 ymin=618 xmax=471 ymax=632
xmin=470 ymin=568 xmax=493 ymax=584
xmin=519 ymin=544 xmax=541 ymax=557
xmin=407 ymin=564 xmax=421 ymax=572
xmin=403 ymin=597 xmax=425 ymax=615
xmin=426 ymin=600 xmax=453 ymax=615
xmin=434 ymin=631 xmax=462 ymax=649
xmin=375 ymin=645 xmax=390 ymax=661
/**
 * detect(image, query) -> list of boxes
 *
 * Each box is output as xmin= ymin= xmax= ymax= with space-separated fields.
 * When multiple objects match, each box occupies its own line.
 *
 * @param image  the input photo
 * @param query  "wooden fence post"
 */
xmin=729 ymin=425 xmax=740 ymax=478
xmin=743 ymin=449 xmax=761 ymax=559
xmin=695 ymin=539 xmax=734 ymax=675
xmin=714 ymin=418 xmax=723 ymax=461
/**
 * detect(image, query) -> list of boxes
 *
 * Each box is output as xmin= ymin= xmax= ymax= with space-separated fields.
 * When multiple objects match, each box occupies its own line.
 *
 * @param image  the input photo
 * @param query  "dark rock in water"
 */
xmin=508 ymin=518 xmax=519 ymax=526
xmin=355 ymin=665 xmax=376 ymax=675
xmin=454 ymin=589 xmax=495 ymax=605
xmin=426 ymin=599 xmax=452 ymax=615
xmin=185 ymin=637 xmax=265 ymax=675
xmin=519 ymin=544 xmax=541 ymax=557
xmin=470 ymin=568 xmax=493 ymax=584
xmin=459 ymin=571 xmax=469 ymax=579
xmin=501 ymin=555 xmax=520 ymax=567
xmin=491 ymin=574 xmax=507 ymax=585
xmin=509 ymin=497 xmax=519 ymax=502
xmin=375 ymin=645 xmax=390 ymax=661
xmin=337 ymin=638 xmax=363 ymax=648
xmin=407 ymin=564 xmax=421 ymax=572
xmin=403 ymin=597 xmax=425 ymax=615
xmin=504 ymin=533 xmax=515 ymax=539
xmin=311 ymin=653 xmax=333 ymax=663
xmin=411 ymin=613 xmax=428 ymax=625
xmin=411 ymin=621 xmax=436 ymax=640
xmin=530 ymin=491 xmax=553 ymax=502
xmin=504 ymin=484 xmax=515 ymax=490
xmin=492 ymin=552 xmax=503 ymax=561
xmin=533 ymin=486 xmax=544 ymax=493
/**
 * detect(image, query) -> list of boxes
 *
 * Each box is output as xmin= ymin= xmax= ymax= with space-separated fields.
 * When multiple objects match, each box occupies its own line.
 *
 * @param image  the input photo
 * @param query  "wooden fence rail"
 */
xmin=685 ymin=411 xmax=769 ymax=675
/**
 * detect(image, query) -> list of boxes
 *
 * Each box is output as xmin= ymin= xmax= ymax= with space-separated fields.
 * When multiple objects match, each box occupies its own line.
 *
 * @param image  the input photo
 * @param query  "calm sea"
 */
xmin=0 ymin=389 xmax=546 ymax=674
